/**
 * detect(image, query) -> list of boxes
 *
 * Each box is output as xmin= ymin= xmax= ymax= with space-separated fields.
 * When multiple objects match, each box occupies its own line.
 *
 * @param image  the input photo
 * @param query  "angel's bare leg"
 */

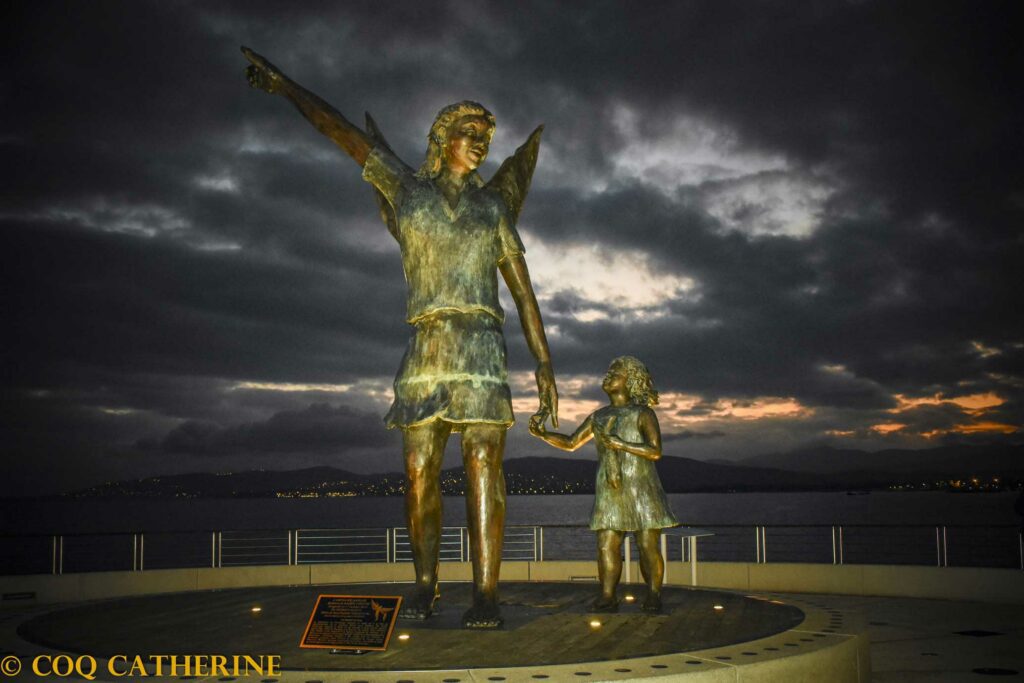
xmin=401 ymin=420 xmax=451 ymax=619
xmin=461 ymin=424 xmax=507 ymax=628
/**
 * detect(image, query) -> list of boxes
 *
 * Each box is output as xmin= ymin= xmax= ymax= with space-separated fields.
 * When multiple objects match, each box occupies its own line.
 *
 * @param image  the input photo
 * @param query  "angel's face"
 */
xmin=444 ymin=115 xmax=492 ymax=174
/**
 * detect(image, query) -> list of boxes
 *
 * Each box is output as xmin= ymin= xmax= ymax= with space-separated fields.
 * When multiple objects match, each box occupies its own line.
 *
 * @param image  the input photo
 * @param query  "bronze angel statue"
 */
xmin=242 ymin=47 xmax=558 ymax=629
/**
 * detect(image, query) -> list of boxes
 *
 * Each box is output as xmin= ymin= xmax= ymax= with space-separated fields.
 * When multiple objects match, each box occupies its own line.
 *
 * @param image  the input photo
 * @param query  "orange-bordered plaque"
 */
xmin=299 ymin=594 xmax=403 ymax=651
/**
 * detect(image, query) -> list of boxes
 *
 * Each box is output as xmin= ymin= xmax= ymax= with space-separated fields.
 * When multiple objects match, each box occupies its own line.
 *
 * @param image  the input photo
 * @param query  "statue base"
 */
xmin=18 ymin=581 xmax=869 ymax=680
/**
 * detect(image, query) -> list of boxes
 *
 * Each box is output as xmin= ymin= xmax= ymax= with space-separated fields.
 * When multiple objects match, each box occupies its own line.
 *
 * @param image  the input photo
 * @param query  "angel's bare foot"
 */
xmin=462 ymin=596 xmax=503 ymax=629
xmin=641 ymin=592 xmax=663 ymax=614
xmin=590 ymin=594 xmax=619 ymax=612
xmin=399 ymin=584 xmax=438 ymax=620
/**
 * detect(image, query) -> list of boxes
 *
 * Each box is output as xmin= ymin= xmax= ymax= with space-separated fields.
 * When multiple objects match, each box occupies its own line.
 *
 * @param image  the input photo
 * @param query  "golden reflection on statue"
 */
xmin=242 ymin=47 xmax=558 ymax=628
xmin=530 ymin=357 xmax=677 ymax=613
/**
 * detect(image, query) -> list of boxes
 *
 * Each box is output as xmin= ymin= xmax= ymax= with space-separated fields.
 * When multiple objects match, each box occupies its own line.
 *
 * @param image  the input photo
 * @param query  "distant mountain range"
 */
xmin=67 ymin=444 xmax=1023 ymax=498
xmin=737 ymin=444 xmax=1023 ymax=477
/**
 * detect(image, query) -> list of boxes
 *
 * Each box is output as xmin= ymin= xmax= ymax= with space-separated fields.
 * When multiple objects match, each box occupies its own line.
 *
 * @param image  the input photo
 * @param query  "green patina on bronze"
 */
xmin=531 ymin=356 xmax=678 ymax=613
xmin=590 ymin=404 xmax=678 ymax=532
xmin=242 ymin=46 xmax=558 ymax=628
xmin=361 ymin=144 xmax=526 ymax=430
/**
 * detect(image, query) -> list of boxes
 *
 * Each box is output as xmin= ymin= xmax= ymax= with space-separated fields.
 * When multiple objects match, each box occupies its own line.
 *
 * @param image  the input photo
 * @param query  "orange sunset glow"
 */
xmin=892 ymin=392 xmax=1005 ymax=415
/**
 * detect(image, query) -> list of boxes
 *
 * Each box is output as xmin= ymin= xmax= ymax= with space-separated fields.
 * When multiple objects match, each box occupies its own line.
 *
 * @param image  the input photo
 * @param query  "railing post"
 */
xmin=1019 ymin=528 xmax=1023 ymax=570
xmin=1019 ymin=529 xmax=1023 ymax=571
xmin=51 ymin=535 xmax=61 ymax=575
xmin=539 ymin=526 xmax=544 ymax=562
xmin=660 ymin=533 xmax=668 ymax=583
xmin=935 ymin=526 xmax=949 ymax=567
xmin=132 ymin=534 xmax=137 ymax=571
xmin=755 ymin=526 xmax=767 ymax=563
xmin=217 ymin=531 xmax=223 ymax=568
xmin=690 ymin=536 xmax=698 ymax=586
xmin=838 ymin=526 xmax=844 ymax=564
xmin=139 ymin=533 xmax=145 ymax=572
xmin=624 ymin=535 xmax=632 ymax=584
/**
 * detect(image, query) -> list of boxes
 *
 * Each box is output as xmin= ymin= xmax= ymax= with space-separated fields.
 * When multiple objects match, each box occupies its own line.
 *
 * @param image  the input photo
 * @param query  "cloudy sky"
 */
xmin=3 ymin=1 xmax=1021 ymax=495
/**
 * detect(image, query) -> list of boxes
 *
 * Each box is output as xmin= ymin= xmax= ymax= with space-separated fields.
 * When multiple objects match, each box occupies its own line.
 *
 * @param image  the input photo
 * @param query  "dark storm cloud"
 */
xmin=140 ymin=403 xmax=390 ymax=455
xmin=3 ymin=0 xmax=1022 ymax=494
xmin=3 ymin=219 xmax=408 ymax=386
xmin=665 ymin=430 xmax=727 ymax=442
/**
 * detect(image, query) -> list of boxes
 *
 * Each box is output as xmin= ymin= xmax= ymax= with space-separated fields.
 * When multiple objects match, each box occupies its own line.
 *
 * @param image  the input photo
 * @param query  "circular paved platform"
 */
xmin=19 ymin=582 xmax=808 ymax=672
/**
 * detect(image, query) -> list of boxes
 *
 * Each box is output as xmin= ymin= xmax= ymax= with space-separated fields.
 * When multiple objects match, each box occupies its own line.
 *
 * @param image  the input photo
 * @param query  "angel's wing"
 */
xmin=486 ymin=125 xmax=544 ymax=224
xmin=364 ymin=112 xmax=400 ymax=240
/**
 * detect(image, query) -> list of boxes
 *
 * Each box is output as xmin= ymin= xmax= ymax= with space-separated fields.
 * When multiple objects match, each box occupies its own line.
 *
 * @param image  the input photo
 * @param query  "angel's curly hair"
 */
xmin=611 ymin=356 xmax=659 ymax=407
xmin=415 ymin=100 xmax=496 ymax=179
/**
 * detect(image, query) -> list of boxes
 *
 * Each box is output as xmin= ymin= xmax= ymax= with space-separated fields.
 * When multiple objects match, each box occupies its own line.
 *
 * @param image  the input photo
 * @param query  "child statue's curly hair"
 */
xmin=612 ymin=356 xmax=659 ymax=407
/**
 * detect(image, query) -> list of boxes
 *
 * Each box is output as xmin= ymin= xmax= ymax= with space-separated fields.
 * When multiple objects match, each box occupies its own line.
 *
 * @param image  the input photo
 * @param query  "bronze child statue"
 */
xmin=242 ymin=47 xmax=559 ymax=629
xmin=530 ymin=357 xmax=677 ymax=613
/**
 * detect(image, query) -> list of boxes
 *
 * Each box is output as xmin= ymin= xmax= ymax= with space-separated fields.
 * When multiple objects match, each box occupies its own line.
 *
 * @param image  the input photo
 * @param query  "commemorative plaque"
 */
xmin=299 ymin=594 xmax=403 ymax=651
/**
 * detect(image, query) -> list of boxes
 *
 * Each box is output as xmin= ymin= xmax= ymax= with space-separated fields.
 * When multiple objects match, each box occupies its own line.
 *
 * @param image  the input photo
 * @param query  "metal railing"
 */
xmin=1 ymin=524 xmax=1020 ymax=576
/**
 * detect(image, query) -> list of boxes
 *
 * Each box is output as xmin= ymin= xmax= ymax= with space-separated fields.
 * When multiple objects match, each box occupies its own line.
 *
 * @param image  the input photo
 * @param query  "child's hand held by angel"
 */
xmin=529 ymin=409 xmax=549 ymax=437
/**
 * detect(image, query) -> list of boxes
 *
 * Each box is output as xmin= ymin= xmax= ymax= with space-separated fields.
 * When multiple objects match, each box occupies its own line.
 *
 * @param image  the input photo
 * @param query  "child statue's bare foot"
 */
xmin=461 ymin=596 xmax=503 ymax=629
xmin=641 ymin=593 xmax=663 ymax=613
xmin=399 ymin=584 xmax=439 ymax=620
xmin=590 ymin=595 xmax=619 ymax=612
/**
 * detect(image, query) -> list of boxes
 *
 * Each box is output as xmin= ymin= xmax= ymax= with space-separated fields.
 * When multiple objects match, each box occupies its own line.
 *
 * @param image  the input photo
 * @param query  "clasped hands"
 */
xmin=531 ymin=361 xmax=559 ymax=432
xmin=529 ymin=409 xmax=622 ymax=449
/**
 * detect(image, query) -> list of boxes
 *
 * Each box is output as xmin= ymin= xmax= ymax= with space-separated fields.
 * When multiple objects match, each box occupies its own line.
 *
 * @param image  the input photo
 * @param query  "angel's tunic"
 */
xmin=590 ymin=405 xmax=679 ymax=531
xmin=362 ymin=146 xmax=525 ymax=430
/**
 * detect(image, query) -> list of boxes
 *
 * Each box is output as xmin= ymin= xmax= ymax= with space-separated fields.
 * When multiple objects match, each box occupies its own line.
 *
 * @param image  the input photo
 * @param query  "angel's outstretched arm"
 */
xmin=242 ymin=46 xmax=373 ymax=165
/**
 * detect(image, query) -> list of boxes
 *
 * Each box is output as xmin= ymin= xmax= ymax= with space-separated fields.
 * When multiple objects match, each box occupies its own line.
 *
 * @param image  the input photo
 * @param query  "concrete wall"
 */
xmin=675 ymin=561 xmax=1024 ymax=604
xmin=2 ymin=560 xmax=1021 ymax=606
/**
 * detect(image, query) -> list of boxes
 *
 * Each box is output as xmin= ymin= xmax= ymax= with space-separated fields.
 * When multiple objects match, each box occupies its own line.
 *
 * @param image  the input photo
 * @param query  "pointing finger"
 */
xmin=240 ymin=46 xmax=267 ymax=69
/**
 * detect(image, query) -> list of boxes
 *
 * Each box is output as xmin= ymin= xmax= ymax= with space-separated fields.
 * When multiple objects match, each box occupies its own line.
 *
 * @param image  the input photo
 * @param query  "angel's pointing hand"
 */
xmin=242 ymin=46 xmax=285 ymax=95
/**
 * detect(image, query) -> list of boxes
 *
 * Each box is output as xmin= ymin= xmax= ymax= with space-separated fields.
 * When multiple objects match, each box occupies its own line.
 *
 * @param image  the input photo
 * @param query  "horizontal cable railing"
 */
xmin=0 ymin=524 xmax=1020 ymax=576
xmin=296 ymin=528 xmax=389 ymax=565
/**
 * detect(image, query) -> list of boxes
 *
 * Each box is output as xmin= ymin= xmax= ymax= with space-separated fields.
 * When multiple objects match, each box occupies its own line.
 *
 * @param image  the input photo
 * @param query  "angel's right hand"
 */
xmin=242 ymin=46 xmax=284 ymax=94
xmin=529 ymin=409 xmax=549 ymax=437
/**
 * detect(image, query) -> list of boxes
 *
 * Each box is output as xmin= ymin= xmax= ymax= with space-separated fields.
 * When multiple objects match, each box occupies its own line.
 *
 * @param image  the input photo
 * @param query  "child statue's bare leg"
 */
xmin=461 ymin=424 xmax=507 ymax=628
xmin=593 ymin=529 xmax=624 ymax=611
xmin=637 ymin=528 xmax=664 ymax=612
xmin=400 ymin=420 xmax=451 ymax=619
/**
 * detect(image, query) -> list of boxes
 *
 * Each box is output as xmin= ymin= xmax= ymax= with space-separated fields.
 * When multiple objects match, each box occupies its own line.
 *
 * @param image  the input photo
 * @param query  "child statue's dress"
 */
xmin=590 ymin=405 xmax=679 ymax=531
